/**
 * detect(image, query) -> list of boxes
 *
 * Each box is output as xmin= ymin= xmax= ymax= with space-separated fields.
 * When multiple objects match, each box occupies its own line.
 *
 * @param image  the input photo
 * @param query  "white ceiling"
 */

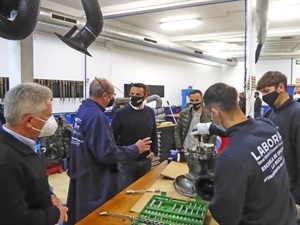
xmin=41 ymin=0 xmax=300 ymax=60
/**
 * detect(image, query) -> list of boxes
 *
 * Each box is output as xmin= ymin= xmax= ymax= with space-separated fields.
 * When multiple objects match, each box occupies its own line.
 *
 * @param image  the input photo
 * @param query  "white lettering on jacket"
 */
xmin=251 ymin=132 xmax=282 ymax=161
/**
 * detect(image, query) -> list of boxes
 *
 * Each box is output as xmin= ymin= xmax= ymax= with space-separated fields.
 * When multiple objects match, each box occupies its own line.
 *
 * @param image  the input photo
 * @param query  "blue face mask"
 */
xmin=211 ymin=112 xmax=226 ymax=132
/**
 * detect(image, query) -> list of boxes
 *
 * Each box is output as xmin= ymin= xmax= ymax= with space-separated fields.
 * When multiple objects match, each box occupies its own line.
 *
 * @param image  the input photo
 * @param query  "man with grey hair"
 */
xmin=0 ymin=83 xmax=68 ymax=225
xmin=65 ymin=77 xmax=152 ymax=224
xmin=294 ymin=85 xmax=300 ymax=102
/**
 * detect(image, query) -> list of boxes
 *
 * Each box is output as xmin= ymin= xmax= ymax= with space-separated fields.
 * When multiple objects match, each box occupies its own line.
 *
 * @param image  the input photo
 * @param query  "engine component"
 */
xmin=195 ymin=174 xmax=214 ymax=201
xmin=174 ymin=142 xmax=215 ymax=200
xmin=174 ymin=173 xmax=197 ymax=198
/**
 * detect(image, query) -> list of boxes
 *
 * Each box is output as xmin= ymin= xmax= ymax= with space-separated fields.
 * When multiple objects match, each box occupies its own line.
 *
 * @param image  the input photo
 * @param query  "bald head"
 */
xmin=89 ymin=77 xmax=114 ymax=98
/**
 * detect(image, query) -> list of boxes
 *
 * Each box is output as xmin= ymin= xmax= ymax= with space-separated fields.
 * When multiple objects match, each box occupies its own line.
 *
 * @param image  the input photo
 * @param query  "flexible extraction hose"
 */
xmin=146 ymin=94 xmax=165 ymax=121
xmin=0 ymin=0 xmax=40 ymax=40
xmin=55 ymin=0 xmax=103 ymax=56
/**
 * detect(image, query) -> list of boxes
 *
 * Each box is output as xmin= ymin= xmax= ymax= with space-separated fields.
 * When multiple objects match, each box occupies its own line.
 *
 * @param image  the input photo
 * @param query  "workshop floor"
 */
xmin=48 ymin=172 xmax=70 ymax=204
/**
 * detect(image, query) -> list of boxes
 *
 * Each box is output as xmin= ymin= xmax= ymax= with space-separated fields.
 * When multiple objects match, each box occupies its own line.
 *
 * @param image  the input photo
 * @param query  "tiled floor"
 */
xmin=48 ymin=172 xmax=70 ymax=204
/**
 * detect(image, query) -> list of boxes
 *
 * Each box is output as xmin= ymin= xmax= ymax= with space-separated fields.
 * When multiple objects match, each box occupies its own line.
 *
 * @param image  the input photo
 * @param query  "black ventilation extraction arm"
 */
xmin=55 ymin=0 xmax=103 ymax=57
xmin=0 ymin=0 xmax=40 ymax=40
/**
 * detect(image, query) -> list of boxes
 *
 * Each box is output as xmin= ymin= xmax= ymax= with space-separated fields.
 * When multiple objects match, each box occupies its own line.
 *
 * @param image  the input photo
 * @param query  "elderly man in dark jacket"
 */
xmin=174 ymin=89 xmax=216 ymax=152
xmin=0 ymin=83 xmax=68 ymax=225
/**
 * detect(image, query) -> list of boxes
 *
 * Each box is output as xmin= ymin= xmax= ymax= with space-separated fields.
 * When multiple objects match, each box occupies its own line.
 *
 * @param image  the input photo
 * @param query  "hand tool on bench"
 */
xmin=99 ymin=211 xmax=134 ymax=220
xmin=126 ymin=188 xmax=160 ymax=194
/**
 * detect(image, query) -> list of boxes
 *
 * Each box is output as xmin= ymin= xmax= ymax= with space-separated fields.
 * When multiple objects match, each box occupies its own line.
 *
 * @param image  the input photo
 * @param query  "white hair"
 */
xmin=294 ymin=85 xmax=300 ymax=93
xmin=4 ymin=83 xmax=53 ymax=126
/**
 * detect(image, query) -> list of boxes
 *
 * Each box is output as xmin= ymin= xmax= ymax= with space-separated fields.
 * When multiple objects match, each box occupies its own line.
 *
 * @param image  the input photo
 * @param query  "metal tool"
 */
xmin=149 ymin=199 xmax=156 ymax=207
xmin=99 ymin=211 xmax=134 ymax=220
xmin=166 ymin=101 xmax=177 ymax=124
xmin=59 ymin=80 xmax=63 ymax=102
xmin=157 ymin=201 xmax=163 ymax=209
xmin=126 ymin=188 xmax=160 ymax=194
xmin=172 ymin=204 xmax=177 ymax=211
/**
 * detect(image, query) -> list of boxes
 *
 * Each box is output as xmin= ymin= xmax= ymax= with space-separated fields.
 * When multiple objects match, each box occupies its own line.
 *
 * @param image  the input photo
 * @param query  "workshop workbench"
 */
xmin=76 ymin=161 xmax=218 ymax=225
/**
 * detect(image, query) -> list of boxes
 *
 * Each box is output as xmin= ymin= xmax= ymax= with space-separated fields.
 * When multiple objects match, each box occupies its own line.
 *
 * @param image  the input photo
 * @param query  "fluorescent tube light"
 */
xmin=160 ymin=19 xmax=201 ymax=30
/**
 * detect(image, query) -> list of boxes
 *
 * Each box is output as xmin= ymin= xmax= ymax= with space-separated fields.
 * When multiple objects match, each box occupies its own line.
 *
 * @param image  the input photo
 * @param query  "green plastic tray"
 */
xmin=131 ymin=192 xmax=208 ymax=225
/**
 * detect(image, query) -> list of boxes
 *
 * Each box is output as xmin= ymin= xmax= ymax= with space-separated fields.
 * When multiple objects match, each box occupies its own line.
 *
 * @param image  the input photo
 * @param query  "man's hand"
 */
xmin=57 ymin=205 xmax=68 ymax=223
xmin=191 ymin=122 xmax=211 ymax=135
xmin=51 ymin=194 xmax=62 ymax=207
xmin=147 ymin=151 xmax=155 ymax=159
xmin=135 ymin=137 xmax=152 ymax=154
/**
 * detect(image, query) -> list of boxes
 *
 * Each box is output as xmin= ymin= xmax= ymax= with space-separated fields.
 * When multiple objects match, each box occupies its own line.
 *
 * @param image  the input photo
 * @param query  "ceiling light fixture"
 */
xmin=160 ymin=19 xmax=201 ymax=30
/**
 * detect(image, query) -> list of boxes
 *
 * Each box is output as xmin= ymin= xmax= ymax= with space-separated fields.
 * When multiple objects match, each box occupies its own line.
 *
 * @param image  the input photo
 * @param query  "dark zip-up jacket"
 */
xmin=264 ymin=98 xmax=300 ymax=205
xmin=0 ymin=128 xmax=60 ymax=225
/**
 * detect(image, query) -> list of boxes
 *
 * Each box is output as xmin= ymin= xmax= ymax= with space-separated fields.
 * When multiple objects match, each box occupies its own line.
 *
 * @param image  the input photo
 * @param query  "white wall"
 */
xmin=221 ymin=58 xmax=293 ymax=91
xmin=2 ymin=31 xmax=297 ymax=114
xmin=0 ymin=38 xmax=10 ymax=77
xmin=33 ymin=32 xmax=222 ymax=113
xmin=108 ymin=47 xmax=221 ymax=107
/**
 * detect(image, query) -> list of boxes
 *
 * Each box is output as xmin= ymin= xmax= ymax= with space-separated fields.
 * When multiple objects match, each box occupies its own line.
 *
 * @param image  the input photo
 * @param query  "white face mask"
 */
xmin=32 ymin=115 xmax=58 ymax=137
xmin=293 ymin=94 xmax=300 ymax=101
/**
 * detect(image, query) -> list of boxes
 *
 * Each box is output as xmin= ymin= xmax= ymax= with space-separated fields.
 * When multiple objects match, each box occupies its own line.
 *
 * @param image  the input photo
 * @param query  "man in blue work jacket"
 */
xmin=65 ymin=77 xmax=152 ymax=224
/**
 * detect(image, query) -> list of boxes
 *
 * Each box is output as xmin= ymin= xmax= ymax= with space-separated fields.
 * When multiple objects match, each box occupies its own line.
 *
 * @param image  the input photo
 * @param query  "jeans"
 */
xmin=118 ymin=159 xmax=152 ymax=191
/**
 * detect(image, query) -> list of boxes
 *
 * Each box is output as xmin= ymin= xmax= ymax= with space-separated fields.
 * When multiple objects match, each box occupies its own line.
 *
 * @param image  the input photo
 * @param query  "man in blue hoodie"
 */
xmin=202 ymin=82 xmax=297 ymax=225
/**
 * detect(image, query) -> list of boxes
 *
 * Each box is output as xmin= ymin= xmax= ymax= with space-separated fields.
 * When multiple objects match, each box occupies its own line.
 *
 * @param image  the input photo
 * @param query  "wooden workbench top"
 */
xmin=76 ymin=161 xmax=217 ymax=225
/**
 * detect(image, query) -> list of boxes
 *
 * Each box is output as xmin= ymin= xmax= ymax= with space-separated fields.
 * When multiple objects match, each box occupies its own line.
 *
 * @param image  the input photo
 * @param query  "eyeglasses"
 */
xmin=95 ymin=77 xmax=116 ymax=97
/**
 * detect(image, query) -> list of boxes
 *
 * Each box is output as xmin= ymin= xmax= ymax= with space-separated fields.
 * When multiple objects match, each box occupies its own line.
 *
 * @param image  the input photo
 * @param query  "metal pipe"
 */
xmin=103 ymin=0 xmax=240 ymax=19
xmin=38 ymin=3 xmax=238 ymax=65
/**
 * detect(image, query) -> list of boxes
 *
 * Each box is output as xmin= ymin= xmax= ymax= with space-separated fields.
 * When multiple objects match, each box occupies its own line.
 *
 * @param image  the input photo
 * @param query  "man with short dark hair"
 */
xmin=254 ymin=91 xmax=262 ymax=118
xmin=174 ymin=89 xmax=215 ymax=152
xmin=238 ymin=92 xmax=246 ymax=114
xmin=65 ymin=78 xmax=152 ymax=224
xmin=111 ymin=83 xmax=158 ymax=191
xmin=203 ymin=82 xmax=297 ymax=225
xmin=257 ymin=70 xmax=300 ymax=211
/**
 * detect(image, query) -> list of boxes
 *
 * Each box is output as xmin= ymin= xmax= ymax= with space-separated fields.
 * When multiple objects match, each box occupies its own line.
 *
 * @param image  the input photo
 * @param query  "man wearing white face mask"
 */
xmin=0 ymin=83 xmax=68 ymax=225
xmin=202 ymin=82 xmax=297 ymax=225
xmin=294 ymin=85 xmax=300 ymax=102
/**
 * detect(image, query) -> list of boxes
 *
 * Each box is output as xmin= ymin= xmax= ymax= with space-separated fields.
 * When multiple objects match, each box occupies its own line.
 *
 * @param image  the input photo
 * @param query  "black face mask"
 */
xmin=262 ymin=91 xmax=279 ymax=108
xmin=192 ymin=102 xmax=202 ymax=110
xmin=130 ymin=96 xmax=144 ymax=107
xmin=107 ymin=97 xmax=115 ymax=108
